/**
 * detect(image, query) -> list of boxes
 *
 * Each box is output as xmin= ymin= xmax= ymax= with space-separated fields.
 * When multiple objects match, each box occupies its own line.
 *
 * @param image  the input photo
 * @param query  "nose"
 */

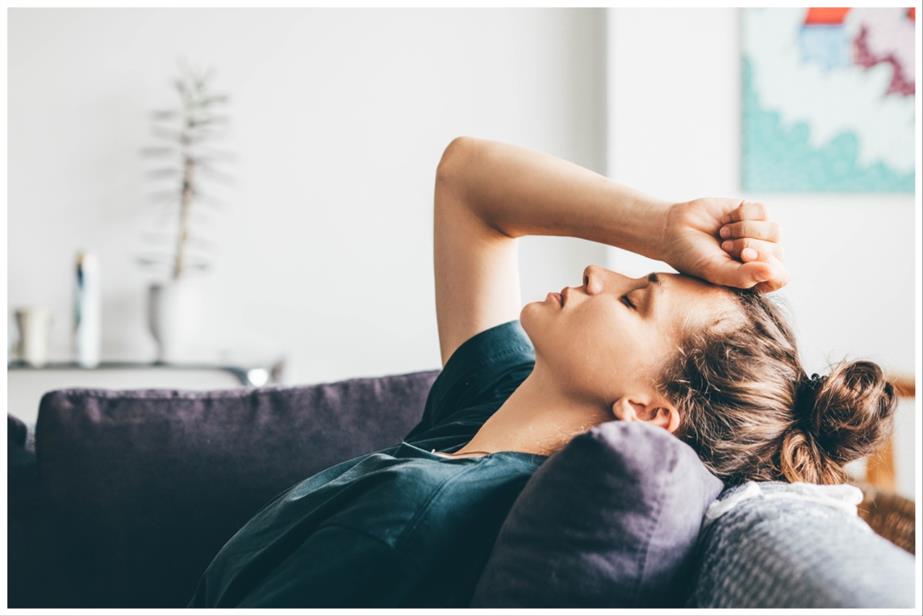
xmin=582 ymin=265 xmax=638 ymax=296
xmin=582 ymin=264 xmax=607 ymax=295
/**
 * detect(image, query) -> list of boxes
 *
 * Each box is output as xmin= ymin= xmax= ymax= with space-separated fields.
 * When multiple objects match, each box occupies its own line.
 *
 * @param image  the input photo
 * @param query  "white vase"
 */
xmin=148 ymin=278 xmax=203 ymax=363
xmin=74 ymin=251 xmax=101 ymax=368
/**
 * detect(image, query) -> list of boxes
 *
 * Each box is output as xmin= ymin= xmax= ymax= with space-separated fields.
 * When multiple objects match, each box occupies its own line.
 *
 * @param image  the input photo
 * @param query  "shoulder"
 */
xmin=389 ymin=455 xmax=543 ymax=556
xmin=398 ymin=455 xmax=541 ymax=530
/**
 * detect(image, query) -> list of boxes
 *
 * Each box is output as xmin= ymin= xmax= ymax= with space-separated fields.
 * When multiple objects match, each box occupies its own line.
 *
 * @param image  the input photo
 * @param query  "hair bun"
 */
xmin=806 ymin=361 xmax=897 ymax=462
xmin=781 ymin=361 xmax=897 ymax=484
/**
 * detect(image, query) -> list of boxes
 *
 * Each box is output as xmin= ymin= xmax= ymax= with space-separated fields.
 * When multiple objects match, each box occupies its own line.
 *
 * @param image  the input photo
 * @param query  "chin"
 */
xmin=520 ymin=301 xmax=540 ymax=324
xmin=519 ymin=302 xmax=532 ymax=324
xmin=519 ymin=302 xmax=544 ymax=343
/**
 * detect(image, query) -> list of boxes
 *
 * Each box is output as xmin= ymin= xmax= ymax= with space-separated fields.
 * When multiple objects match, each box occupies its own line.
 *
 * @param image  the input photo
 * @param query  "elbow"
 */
xmin=435 ymin=136 xmax=477 ymax=188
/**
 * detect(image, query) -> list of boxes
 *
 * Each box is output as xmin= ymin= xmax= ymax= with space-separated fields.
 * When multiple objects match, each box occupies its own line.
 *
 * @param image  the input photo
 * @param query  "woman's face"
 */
xmin=521 ymin=265 xmax=740 ymax=407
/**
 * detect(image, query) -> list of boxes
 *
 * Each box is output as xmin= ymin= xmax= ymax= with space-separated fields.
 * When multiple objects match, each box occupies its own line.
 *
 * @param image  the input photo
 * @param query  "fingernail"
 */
xmin=721 ymin=240 xmax=732 ymax=250
xmin=719 ymin=226 xmax=729 ymax=238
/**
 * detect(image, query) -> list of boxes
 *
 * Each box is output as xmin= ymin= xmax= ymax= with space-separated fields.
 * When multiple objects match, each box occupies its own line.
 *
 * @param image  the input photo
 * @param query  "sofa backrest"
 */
xmin=8 ymin=370 xmax=438 ymax=608
xmin=9 ymin=371 xmax=915 ymax=609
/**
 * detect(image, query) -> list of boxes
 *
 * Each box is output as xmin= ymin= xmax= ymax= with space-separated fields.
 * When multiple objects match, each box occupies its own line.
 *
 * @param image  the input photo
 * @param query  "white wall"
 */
xmin=8 ymin=8 xmax=607 ymax=382
xmin=606 ymin=8 xmax=916 ymax=497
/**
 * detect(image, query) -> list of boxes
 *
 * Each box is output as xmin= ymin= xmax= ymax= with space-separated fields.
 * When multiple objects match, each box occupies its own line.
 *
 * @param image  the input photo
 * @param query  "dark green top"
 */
xmin=187 ymin=320 xmax=545 ymax=608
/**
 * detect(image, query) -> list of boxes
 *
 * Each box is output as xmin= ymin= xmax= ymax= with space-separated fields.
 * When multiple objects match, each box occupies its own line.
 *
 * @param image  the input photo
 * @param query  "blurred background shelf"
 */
xmin=7 ymin=357 xmax=286 ymax=425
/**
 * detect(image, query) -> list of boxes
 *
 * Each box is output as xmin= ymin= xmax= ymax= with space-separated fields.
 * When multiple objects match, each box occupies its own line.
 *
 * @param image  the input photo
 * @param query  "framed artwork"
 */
xmin=741 ymin=7 xmax=915 ymax=192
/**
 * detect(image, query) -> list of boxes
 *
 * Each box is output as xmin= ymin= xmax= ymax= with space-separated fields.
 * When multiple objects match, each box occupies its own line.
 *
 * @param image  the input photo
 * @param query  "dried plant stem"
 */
xmin=173 ymin=157 xmax=196 ymax=280
xmin=142 ymin=62 xmax=229 ymax=279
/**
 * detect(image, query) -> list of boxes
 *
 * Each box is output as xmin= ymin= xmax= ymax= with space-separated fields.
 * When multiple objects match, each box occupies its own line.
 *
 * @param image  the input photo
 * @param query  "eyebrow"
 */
xmin=644 ymin=273 xmax=663 ymax=315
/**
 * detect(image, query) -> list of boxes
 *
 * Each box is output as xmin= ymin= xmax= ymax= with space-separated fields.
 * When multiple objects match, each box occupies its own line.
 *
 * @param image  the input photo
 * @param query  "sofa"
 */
xmin=7 ymin=369 xmax=916 ymax=608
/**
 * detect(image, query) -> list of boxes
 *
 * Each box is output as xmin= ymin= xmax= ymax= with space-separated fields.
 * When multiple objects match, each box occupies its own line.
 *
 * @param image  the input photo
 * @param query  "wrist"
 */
xmin=647 ymin=198 xmax=674 ymax=261
xmin=614 ymin=193 xmax=672 ymax=261
xmin=590 ymin=178 xmax=666 ymax=256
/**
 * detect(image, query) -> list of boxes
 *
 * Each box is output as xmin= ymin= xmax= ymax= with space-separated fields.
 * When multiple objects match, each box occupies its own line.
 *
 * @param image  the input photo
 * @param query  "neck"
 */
xmin=453 ymin=360 xmax=613 ymax=457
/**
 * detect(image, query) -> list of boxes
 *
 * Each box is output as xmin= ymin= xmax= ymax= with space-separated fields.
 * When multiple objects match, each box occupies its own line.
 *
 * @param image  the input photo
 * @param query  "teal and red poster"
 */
xmin=742 ymin=7 xmax=915 ymax=192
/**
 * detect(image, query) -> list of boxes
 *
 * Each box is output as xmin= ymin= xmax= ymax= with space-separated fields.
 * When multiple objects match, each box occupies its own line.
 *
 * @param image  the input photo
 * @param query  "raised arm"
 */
xmin=433 ymin=136 xmax=786 ymax=364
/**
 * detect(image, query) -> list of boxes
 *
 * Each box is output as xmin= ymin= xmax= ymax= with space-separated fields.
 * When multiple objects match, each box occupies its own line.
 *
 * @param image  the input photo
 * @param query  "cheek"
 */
xmin=577 ymin=304 xmax=636 ymax=364
xmin=524 ymin=299 xmax=662 ymax=392
xmin=575 ymin=301 xmax=670 ymax=388
xmin=547 ymin=302 xmax=631 ymax=384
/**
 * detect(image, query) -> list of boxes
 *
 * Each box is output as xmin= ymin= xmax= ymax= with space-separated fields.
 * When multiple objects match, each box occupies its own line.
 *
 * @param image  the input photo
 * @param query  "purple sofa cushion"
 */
xmin=470 ymin=421 xmax=724 ymax=608
xmin=18 ymin=369 xmax=438 ymax=608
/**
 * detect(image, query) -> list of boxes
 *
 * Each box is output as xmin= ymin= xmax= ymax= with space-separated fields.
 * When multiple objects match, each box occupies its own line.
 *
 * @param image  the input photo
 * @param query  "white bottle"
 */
xmin=74 ymin=250 xmax=101 ymax=367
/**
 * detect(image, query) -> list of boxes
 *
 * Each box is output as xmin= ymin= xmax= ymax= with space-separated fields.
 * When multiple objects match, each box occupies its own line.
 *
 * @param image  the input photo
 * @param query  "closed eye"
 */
xmin=620 ymin=294 xmax=637 ymax=310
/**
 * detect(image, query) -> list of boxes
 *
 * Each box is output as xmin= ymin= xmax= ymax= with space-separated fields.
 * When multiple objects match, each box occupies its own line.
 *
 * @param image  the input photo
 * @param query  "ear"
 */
xmin=611 ymin=396 xmax=681 ymax=434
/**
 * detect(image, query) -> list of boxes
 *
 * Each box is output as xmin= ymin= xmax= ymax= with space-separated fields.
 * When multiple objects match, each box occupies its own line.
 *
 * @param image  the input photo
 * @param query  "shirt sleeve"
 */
xmin=403 ymin=320 xmax=535 ymax=445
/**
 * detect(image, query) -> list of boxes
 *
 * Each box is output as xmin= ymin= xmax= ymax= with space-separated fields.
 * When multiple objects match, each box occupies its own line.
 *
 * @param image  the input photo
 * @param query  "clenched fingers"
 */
xmin=753 ymin=260 xmax=790 ymax=293
xmin=720 ymin=238 xmax=784 ymax=262
xmin=719 ymin=220 xmax=781 ymax=242
xmin=721 ymin=200 xmax=768 ymax=224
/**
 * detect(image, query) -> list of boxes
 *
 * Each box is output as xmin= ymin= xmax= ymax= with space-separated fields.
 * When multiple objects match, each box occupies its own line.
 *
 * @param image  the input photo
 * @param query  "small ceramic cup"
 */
xmin=14 ymin=306 xmax=54 ymax=367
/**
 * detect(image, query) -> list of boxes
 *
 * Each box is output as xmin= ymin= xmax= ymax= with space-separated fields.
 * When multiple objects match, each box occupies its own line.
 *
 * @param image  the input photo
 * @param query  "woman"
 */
xmin=188 ymin=137 xmax=896 ymax=608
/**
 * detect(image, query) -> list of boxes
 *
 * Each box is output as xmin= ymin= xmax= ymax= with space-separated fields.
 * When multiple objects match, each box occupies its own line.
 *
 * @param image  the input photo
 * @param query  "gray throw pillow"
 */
xmin=470 ymin=421 xmax=724 ymax=608
xmin=690 ymin=481 xmax=915 ymax=608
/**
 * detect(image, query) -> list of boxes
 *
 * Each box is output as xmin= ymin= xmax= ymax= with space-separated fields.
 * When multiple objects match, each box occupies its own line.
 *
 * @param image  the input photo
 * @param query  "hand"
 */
xmin=659 ymin=198 xmax=788 ymax=293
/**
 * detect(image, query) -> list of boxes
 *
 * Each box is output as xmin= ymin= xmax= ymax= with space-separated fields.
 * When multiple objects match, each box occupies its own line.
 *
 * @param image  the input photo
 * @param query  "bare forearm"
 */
xmin=439 ymin=137 xmax=671 ymax=260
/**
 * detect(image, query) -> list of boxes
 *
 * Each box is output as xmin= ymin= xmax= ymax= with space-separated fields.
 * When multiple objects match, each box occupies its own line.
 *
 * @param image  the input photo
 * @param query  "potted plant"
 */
xmin=139 ymin=62 xmax=232 ymax=362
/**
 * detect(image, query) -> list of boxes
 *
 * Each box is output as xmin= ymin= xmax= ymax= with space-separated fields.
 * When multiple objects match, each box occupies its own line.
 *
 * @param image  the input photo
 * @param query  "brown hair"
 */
xmin=658 ymin=288 xmax=897 ymax=486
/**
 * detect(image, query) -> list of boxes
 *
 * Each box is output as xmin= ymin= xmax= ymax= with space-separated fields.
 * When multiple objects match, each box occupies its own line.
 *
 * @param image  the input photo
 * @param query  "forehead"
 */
xmin=661 ymin=271 xmax=725 ymax=296
xmin=659 ymin=272 xmax=740 ymax=330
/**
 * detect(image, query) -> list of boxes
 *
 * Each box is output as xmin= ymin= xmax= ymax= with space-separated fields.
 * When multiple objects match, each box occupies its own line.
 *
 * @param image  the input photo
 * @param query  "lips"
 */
xmin=546 ymin=292 xmax=562 ymax=306
xmin=559 ymin=287 xmax=569 ymax=306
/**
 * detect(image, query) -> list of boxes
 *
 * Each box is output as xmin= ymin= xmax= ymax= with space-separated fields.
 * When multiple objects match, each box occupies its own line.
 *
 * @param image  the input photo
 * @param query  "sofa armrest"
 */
xmin=9 ymin=413 xmax=28 ymax=447
xmin=8 ymin=414 xmax=34 ymax=468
